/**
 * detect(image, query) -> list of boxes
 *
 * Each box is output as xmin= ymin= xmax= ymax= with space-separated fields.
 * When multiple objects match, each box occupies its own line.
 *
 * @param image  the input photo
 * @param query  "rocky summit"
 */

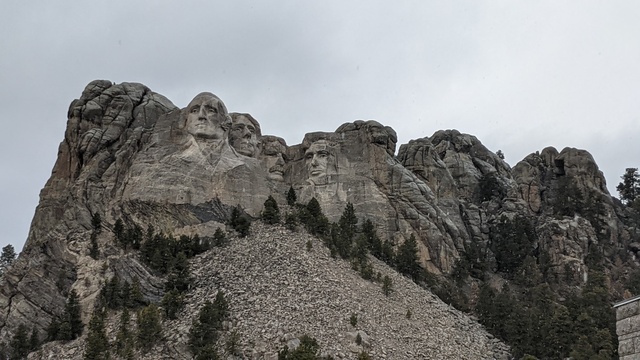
xmin=0 ymin=80 xmax=638 ymax=359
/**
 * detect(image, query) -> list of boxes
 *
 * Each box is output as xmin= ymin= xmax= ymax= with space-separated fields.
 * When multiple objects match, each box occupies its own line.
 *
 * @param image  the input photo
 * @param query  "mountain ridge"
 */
xmin=0 ymin=79 xmax=637 ymax=359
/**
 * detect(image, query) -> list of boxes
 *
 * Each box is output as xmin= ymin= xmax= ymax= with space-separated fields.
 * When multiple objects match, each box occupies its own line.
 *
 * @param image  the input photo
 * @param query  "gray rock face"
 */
xmin=397 ymin=129 xmax=521 ymax=271
xmin=0 ymin=80 xmax=635 ymax=354
xmin=0 ymin=80 xmax=177 ymax=338
xmin=511 ymin=145 xmax=631 ymax=281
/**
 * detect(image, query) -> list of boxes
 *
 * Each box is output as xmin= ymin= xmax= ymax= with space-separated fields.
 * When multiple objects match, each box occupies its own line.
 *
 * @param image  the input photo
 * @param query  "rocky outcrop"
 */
xmin=0 ymin=80 xmax=637 ymax=355
xmin=0 ymin=80 xmax=177 ymax=338
xmin=511 ymin=146 xmax=633 ymax=283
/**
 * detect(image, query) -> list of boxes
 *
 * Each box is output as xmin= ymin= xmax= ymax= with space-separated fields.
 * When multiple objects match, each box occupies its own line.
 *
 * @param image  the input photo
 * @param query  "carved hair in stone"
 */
xmin=229 ymin=113 xmax=262 ymax=157
xmin=259 ymin=135 xmax=287 ymax=181
xmin=176 ymin=92 xmax=232 ymax=142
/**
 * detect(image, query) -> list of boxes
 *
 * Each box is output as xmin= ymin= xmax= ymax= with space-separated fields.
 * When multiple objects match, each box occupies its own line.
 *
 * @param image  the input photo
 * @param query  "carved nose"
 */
xmin=276 ymin=155 xmax=285 ymax=166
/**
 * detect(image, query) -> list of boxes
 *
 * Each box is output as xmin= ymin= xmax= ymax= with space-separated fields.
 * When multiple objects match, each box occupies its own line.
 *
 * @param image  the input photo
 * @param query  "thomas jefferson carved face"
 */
xmin=229 ymin=114 xmax=260 ymax=157
xmin=185 ymin=93 xmax=229 ymax=140
xmin=259 ymin=136 xmax=287 ymax=181
xmin=305 ymin=140 xmax=330 ymax=182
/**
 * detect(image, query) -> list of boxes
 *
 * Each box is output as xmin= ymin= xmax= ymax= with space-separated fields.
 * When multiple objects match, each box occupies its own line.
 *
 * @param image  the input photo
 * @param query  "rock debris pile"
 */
xmin=160 ymin=222 xmax=508 ymax=359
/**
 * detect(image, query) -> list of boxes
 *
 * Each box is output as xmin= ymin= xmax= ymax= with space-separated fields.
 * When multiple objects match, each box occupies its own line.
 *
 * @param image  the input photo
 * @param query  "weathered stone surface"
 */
xmin=28 ymin=222 xmax=510 ymax=360
xmin=397 ymin=129 xmax=521 ymax=272
xmin=512 ymin=145 xmax=631 ymax=283
xmin=1 ymin=80 xmax=638 ymax=358
xmin=619 ymin=302 xmax=640 ymax=321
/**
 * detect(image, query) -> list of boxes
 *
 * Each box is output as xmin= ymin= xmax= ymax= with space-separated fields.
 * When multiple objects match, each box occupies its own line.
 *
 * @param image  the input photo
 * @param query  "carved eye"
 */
xmin=190 ymin=106 xmax=199 ymax=113
xmin=205 ymin=105 xmax=217 ymax=114
xmin=305 ymin=153 xmax=313 ymax=160
xmin=247 ymin=125 xmax=255 ymax=134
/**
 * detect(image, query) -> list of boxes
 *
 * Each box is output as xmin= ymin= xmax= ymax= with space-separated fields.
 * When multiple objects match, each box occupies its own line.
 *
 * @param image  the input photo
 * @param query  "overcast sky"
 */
xmin=1 ymin=1 xmax=639 ymax=252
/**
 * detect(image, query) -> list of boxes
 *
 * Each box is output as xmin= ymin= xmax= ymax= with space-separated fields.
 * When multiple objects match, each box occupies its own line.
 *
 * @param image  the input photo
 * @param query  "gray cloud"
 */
xmin=1 ymin=1 xmax=639 ymax=252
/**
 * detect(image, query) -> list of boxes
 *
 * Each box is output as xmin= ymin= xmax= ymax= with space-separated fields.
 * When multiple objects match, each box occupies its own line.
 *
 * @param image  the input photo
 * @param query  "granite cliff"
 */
xmin=0 ymin=80 xmax=637 ymax=358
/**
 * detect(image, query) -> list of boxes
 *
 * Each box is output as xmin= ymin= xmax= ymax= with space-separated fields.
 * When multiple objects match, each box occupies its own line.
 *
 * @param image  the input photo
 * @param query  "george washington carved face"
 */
xmin=185 ymin=92 xmax=230 ymax=140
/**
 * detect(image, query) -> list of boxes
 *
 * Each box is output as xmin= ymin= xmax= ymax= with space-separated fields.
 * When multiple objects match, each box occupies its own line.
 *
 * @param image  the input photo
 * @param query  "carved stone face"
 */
xmin=305 ymin=140 xmax=330 ymax=182
xmin=365 ymin=121 xmax=397 ymax=155
xmin=185 ymin=93 xmax=228 ymax=140
xmin=260 ymin=136 xmax=287 ymax=181
xmin=229 ymin=115 xmax=259 ymax=157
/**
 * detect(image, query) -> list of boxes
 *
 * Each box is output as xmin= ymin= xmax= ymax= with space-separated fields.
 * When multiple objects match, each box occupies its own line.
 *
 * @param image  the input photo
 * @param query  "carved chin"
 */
xmin=267 ymin=172 xmax=284 ymax=181
xmin=235 ymin=145 xmax=255 ymax=156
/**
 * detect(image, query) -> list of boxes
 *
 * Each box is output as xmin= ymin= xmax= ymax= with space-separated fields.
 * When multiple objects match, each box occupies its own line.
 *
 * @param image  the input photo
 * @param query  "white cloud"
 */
xmin=1 ymin=1 xmax=639 ymax=251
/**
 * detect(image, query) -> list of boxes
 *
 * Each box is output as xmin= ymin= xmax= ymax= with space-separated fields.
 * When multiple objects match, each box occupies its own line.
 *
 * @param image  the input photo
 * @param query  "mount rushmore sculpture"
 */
xmin=0 ymin=79 xmax=618 ymax=339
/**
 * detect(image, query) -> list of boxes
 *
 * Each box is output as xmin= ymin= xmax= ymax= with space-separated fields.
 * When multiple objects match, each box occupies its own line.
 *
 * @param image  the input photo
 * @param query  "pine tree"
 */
xmin=229 ymin=206 xmax=241 ymax=229
xmin=546 ymin=305 xmax=573 ymax=359
xmin=491 ymin=215 xmax=535 ymax=276
xmin=553 ymin=177 xmax=584 ymax=216
xmin=213 ymin=228 xmax=227 ymax=247
xmin=115 ymin=308 xmax=134 ymax=359
xmin=570 ymin=335 xmax=596 ymax=360
xmin=362 ymin=219 xmax=382 ymax=258
xmin=303 ymin=198 xmax=329 ymax=236
xmin=84 ymin=308 xmax=109 ymax=360
xmin=60 ymin=289 xmax=83 ymax=341
xmin=189 ymin=292 xmax=229 ymax=357
xmin=262 ymin=195 xmax=281 ymax=225
xmin=0 ymin=244 xmax=16 ymax=274
xmin=478 ymin=172 xmax=505 ymax=202
xmin=617 ymin=167 xmax=640 ymax=205
xmin=196 ymin=346 xmax=220 ymax=360
xmin=336 ymin=203 xmax=358 ymax=258
xmin=114 ymin=219 xmax=124 ymax=246
xmin=380 ymin=238 xmax=396 ymax=266
xmin=0 ymin=342 xmax=8 ymax=360
xmin=165 ymin=252 xmax=192 ymax=293
xmin=396 ymin=234 xmax=422 ymax=281
xmin=89 ymin=233 xmax=99 ymax=260
xmin=161 ymin=290 xmax=183 ymax=320
xmin=91 ymin=213 xmax=102 ymax=233
xmin=9 ymin=324 xmax=29 ymax=360
xmin=285 ymin=212 xmax=298 ymax=232
xmin=129 ymin=279 xmax=147 ymax=309
xmin=28 ymin=326 xmax=39 ymax=352
xmin=229 ymin=205 xmax=251 ymax=237
xmin=514 ymin=255 xmax=542 ymax=287
xmin=136 ymin=304 xmax=162 ymax=352
xmin=278 ymin=335 xmax=321 ymax=359
xmin=382 ymin=275 xmax=393 ymax=296
xmin=46 ymin=316 xmax=61 ymax=341
xmin=286 ymin=186 xmax=297 ymax=206
xmin=101 ymin=275 xmax=123 ymax=309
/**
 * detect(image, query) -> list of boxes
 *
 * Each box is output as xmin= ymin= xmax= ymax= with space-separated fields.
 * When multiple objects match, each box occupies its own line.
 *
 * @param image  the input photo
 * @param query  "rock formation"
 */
xmin=0 ymin=80 xmax=637 ymax=358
